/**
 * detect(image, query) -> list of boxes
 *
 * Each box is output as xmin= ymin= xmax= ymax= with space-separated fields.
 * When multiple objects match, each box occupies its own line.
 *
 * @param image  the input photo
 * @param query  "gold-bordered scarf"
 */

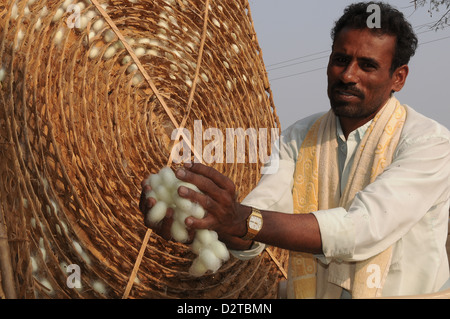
xmin=288 ymin=97 xmax=406 ymax=299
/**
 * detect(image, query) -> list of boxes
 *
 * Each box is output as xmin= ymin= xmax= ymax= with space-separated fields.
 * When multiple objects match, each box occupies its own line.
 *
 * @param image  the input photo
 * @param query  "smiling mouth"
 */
xmin=332 ymin=89 xmax=364 ymax=102
xmin=336 ymin=90 xmax=360 ymax=97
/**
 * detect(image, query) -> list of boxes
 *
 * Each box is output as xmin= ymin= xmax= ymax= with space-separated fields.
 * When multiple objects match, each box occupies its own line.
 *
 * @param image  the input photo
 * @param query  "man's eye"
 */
xmin=333 ymin=57 xmax=348 ymax=65
xmin=361 ymin=62 xmax=376 ymax=70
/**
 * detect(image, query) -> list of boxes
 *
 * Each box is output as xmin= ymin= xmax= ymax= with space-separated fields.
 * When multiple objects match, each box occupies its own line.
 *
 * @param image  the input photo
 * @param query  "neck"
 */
xmin=338 ymin=116 xmax=375 ymax=140
xmin=338 ymin=96 xmax=393 ymax=139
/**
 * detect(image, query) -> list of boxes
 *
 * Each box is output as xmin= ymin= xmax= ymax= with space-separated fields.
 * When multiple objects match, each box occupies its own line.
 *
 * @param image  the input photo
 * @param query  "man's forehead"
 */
xmin=332 ymin=27 xmax=396 ymax=61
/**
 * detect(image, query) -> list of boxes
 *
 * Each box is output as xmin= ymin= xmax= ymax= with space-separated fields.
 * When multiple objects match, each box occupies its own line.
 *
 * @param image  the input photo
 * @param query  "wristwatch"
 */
xmin=241 ymin=207 xmax=263 ymax=241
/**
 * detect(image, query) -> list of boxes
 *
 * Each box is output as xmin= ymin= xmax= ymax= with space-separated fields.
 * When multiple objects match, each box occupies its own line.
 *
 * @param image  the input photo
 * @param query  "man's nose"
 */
xmin=340 ymin=61 xmax=359 ymax=84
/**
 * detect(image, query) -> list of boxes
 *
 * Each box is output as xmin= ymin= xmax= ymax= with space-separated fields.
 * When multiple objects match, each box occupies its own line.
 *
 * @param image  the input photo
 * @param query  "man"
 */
xmin=140 ymin=2 xmax=450 ymax=298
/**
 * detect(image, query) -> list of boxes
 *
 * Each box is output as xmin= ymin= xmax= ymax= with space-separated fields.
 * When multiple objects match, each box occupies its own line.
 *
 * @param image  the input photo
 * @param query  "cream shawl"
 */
xmin=287 ymin=97 xmax=406 ymax=299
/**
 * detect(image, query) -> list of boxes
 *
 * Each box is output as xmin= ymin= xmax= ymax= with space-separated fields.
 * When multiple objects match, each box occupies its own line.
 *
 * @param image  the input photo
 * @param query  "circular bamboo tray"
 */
xmin=0 ymin=0 xmax=285 ymax=299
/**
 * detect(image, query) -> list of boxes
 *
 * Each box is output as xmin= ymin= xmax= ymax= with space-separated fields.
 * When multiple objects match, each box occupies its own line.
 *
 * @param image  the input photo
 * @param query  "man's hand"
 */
xmin=174 ymin=163 xmax=253 ymax=250
xmin=138 ymin=180 xmax=196 ymax=243
xmin=138 ymin=163 xmax=253 ymax=250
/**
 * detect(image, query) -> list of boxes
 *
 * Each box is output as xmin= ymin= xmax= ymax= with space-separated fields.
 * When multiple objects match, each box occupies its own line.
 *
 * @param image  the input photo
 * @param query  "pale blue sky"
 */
xmin=248 ymin=0 xmax=450 ymax=130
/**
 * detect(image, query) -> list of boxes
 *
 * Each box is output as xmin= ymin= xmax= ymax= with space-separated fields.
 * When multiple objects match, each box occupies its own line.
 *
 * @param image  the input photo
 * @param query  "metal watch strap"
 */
xmin=241 ymin=207 xmax=262 ymax=241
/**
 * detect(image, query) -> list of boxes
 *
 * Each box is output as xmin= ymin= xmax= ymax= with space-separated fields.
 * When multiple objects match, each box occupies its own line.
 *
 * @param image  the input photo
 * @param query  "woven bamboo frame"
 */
xmin=0 ymin=0 xmax=286 ymax=299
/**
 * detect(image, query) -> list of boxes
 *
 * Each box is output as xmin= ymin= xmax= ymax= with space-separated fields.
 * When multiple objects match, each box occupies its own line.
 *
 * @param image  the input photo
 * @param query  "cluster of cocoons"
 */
xmin=26 ymin=182 xmax=109 ymax=297
xmin=51 ymin=0 xmax=212 ymax=87
xmin=144 ymin=167 xmax=230 ymax=277
xmin=35 ymin=0 xmax=141 ymax=85
xmin=8 ymin=0 xmax=244 ymax=91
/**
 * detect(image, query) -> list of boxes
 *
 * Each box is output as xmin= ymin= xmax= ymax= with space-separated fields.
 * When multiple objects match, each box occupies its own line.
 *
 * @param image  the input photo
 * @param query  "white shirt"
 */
xmin=235 ymin=105 xmax=450 ymax=297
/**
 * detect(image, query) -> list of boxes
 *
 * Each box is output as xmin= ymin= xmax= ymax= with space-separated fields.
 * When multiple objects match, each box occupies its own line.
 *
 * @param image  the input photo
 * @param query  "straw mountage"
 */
xmin=0 ymin=0 xmax=285 ymax=299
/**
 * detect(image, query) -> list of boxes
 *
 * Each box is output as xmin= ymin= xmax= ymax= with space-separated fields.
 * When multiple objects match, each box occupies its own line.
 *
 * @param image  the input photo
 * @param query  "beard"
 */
xmin=331 ymin=100 xmax=370 ymax=118
xmin=328 ymin=82 xmax=386 ymax=119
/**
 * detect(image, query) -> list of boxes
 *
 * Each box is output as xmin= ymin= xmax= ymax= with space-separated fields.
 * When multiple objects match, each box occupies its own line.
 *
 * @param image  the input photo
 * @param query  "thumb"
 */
xmin=185 ymin=214 xmax=215 ymax=230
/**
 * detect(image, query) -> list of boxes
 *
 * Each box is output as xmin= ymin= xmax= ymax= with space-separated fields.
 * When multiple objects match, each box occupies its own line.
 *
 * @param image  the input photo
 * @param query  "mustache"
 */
xmin=331 ymin=82 xmax=365 ymax=99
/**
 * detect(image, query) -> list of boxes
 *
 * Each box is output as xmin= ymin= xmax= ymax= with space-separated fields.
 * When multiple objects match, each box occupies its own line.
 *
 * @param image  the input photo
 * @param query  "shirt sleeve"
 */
xmin=313 ymin=130 xmax=450 ymax=262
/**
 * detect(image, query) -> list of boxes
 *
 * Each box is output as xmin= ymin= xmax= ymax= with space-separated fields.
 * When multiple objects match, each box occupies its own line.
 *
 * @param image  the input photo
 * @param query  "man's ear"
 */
xmin=391 ymin=65 xmax=409 ymax=93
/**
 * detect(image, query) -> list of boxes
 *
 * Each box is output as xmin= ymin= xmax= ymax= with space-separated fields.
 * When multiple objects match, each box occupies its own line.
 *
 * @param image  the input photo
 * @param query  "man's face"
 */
xmin=327 ymin=27 xmax=405 ymax=120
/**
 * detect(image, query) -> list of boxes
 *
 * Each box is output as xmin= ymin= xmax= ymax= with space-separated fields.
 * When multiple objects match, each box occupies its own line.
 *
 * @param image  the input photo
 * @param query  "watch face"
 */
xmin=249 ymin=215 xmax=262 ymax=231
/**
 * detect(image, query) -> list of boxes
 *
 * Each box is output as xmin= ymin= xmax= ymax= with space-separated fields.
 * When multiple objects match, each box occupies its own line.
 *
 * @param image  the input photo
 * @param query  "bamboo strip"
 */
xmin=266 ymin=248 xmax=287 ymax=279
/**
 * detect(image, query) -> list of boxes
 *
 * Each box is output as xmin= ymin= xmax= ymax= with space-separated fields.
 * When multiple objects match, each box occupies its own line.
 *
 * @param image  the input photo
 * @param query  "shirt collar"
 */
xmin=336 ymin=116 xmax=373 ymax=143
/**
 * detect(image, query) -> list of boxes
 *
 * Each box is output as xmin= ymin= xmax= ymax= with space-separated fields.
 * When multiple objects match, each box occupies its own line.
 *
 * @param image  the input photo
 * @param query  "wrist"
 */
xmin=240 ymin=206 xmax=263 ymax=242
xmin=220 ymin=205 xmax=254 ymax=251
xmin=233 ymin=204 xmax=252 ymax=238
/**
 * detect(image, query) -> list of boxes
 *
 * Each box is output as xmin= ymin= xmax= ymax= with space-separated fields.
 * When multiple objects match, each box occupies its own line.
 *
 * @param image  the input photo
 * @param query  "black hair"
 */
xmin=331 ymin=1 xmax=418 ymax=74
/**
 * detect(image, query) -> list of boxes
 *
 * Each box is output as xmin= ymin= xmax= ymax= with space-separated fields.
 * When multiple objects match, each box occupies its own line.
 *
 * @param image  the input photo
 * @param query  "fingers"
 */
xmin=150 ymin=208 xmax=174 ymax=241
xmin=185 ymin=213 xmax=215 ymax=230
xmin=176 ymin=185 xmax=220 ymax=231
xmin=140 ymin=179 xmax=196 ymax=243
xmin=177 ymin=184 xmax=216 ymax=211
xmin=173 ymin=164 xmax=240 ymax=234
xmin=139 ymin=180 xmax=173 ymax=240
xmin=139 ymin=188 xmax=146 ymax=213
xmin=175 ymin=165 xmax=235 ymax=207
xmin=175 ymin=166 xmax=223 ymax=199
xmin=181 ymin=163 xmax=236 ymax=194
xmin=139 ymin=184 xmax=156 ymax=214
